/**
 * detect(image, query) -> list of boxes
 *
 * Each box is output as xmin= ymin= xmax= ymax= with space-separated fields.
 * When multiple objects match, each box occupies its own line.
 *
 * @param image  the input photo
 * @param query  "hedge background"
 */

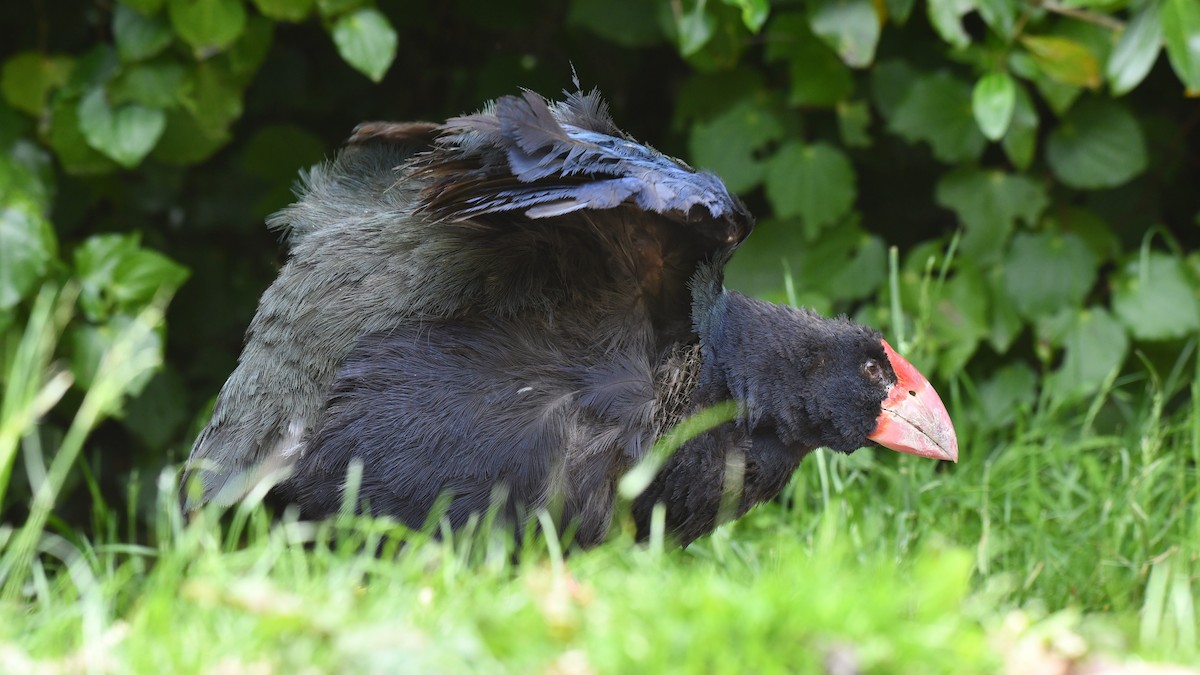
xmin=1 ymin=0 xmax=1198 ymax=531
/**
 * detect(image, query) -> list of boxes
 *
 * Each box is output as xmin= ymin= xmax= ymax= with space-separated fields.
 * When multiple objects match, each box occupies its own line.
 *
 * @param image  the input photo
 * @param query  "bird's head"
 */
xmin=707 ymin=294 xmax=958 ymax=463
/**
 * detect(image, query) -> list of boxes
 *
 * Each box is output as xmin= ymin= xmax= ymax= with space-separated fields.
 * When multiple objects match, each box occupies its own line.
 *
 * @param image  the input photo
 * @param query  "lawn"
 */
xmin=1 ymin=341 xmax=1197 ymax=673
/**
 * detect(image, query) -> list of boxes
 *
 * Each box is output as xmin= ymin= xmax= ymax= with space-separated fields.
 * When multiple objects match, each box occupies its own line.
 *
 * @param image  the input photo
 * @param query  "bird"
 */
xmin=182 ymin=89 xmax=958 ymax=547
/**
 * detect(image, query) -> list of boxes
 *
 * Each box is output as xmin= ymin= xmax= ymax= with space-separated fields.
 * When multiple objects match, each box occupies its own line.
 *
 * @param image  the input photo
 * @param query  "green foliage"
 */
xmin=765 ymin=141 xmax=857 ymax=234
xmin=78 ymin=87 xmax=167 ymax=167
xmin=330 ymin=8 xmax=398 ymax=82
xmin=1045 ymin=98 xmax=1147 ymax=189
xmin=1112 ymin=252 xmax=1200 ymax=341
xmin=1107 ymin=2 xmax=1162 ymax=96
xmin=934 ymin=168 xmax=1047 ymax=260
xmin=808 ymin=0 xmax=880 ymax=68
xmin=168 ymin=0 xmax=248 ymax=55
xmin=0 ymin=195 xmax=57 ymax=312
xmin=687 ymin=99 xmax=782 ymax=193
xmin=1162 ymin=0 xmax=1200 ymax=92
xmin=888 ymin=71 xmax=986 ymax=163
xmin=971 ymin=71 xmax=1015 ymax=141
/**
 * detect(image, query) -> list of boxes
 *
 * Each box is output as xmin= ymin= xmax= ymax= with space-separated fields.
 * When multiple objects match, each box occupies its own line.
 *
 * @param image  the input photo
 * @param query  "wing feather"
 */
xmin=412 ymin=90 xmax=752 ymax=248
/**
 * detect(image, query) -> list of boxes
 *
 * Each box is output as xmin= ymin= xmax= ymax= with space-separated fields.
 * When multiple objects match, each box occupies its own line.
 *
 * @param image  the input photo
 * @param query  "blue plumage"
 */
xmin=416 ymin=91 xmax=750 ymax=236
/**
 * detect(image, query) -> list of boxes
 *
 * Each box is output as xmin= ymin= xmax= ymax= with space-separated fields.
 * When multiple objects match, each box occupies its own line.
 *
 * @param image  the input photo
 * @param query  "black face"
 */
xmin=788 ymin=322 xmax=897 ymax=454
xmin=706 ymin=294 xmax=902 ymax=455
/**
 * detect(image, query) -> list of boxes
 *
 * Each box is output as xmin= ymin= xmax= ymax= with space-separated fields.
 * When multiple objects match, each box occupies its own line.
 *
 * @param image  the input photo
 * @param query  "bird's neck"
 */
xmin=691 ymin=275 xmax=826 ymax=447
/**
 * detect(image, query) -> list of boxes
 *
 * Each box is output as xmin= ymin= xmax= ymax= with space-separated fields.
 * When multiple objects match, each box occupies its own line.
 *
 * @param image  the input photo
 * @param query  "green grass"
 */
xmin=1 ymin=375 xmax=1198 ymax=672
xmin=1 ymin=284 xmax=1198 ymax=672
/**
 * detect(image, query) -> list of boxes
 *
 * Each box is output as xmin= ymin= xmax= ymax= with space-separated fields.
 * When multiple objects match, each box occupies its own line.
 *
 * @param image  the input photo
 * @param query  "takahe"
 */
xmin=183 ymin=90 xmax=957 ymax=547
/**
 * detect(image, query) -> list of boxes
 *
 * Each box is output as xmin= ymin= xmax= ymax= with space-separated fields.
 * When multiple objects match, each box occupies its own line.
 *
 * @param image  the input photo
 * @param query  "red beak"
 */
xmin=867 ymin=340 xmax=958 ymax=463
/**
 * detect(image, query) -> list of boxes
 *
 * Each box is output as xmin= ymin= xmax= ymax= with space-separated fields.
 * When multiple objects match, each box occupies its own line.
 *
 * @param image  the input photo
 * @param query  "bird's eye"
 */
xmin=863 ymin=358 xmax=882 ymax=381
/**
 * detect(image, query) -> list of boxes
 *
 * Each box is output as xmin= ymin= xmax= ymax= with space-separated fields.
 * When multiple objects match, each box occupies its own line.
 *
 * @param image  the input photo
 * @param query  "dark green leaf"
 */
xmin=1009 ymin=51 xmax=1082 ymax=115
xmin=836 ymin=100 xmax=872 ymax=147
xmin=316 ymin=0 xmax=365 ymax=17
xmin=1003 ymin=231 xmax=1097 ymax=320
xmin=69 ymin=317 xmax=163 ymax=397
xmin=1059 ymin=0 xmax=1124 ymax=7
xmin=251 ymin=0 xmax=314 ymax=22
xmin=1112 ymin=252 xmax=1200 ymax=340
xmin=114 ymin=4 xmax=174 ymax=62
xmin=975 ymin=0 xmax=1017 ymax=39
xmin=1020 ymin=35 xmax=1102 ymax=89
xmin=75 ymin=233 xmax=141 ymax=321
xmin=569 ymin=0 xmax=664 ymax=46
xmin=151 ymin=108 xmax=230 ymax=164
xmin=111 ymin=249 xmax=191 ymax=309
xmin=889 ymin=71 xmax=986 ymax=163
xmin=936 ymin=168 xmax=1048 ymax=260
xmin=808 ymin=0 xmax=881 ymax=68
xmin=675 ymin=1 xmax=716 ymax=55
xmin=223 ymin=15 xmax=275 ymax=86
xmin=1107 ymin=2 xmax=1162 ymax=95
xmin=688 ymin=100 xmax=783 ymax=193
xmin=1 ymin=52 xmax=74 ymax=116
xmin=77 ymin=87 xmax=166 ymax=168
xmin=331 ymin=8 xmax=398 ymax=82
xmin=1048 ymin=307 xmax=1128 ymax=401
xmin=674 ymin=69 xmax=766 ymax=124
xmin=869 ymin=59 xmax=918 ymax=119
xmin=1050 ymin=208 xmax=1118 ymax=263
xmin=0 ymin=140 xmax=56 ymax=209
xmin=724 ymin=0 xmax=769 ymax=33
xmin=885 ymin=0 xmax=916 ymax=24
xmin=1001 ymin=80 xmax=1037 ymax=169
xmin=727 ymin=218 xmax=883 ymax=303
xmin=767 ymin=13 xmax=853 ymax=106
xmin=110 ymin=60 xmax=186 ymax=108
xmin=1056 ymin=18 xmax=1114 ymax=69
xmin=75 ymin=233 xmax=189 ymax=321
xmin=927 ymin=0 xmax=973 ymax=47
xmin=181 ymin=63 xmax=243 ymax=136
xmin=47 ymin=96 xmax=119 ymax=175
xmin=825 ymin=232 xmax=886 ymax=301
xmin=0 ymin=197 xmax=57 ymax=310
xmin=678 ymin=4 xmax=748 ymax=72
xmin=721 ymin=217 xmax=805 ymax=303
xmin=168 ymin=0 xmax=247 ymax=54
xmin=121 ymin=371 xmax=189 ymax=447
xmin=60 ymin=46 xmax=119 ymax=99
xmin=1162 ymin=0 xmax=1200 ymax=91
xmin=975 ymin=363 xmax=1037 ymax=431
xmin=785 ymin=47 xmax=854 ymax=106
xmin=972 ymin=71 xmax=1015 ymax=140
xmin=987 ymin=265 xmax=1023 ymax=353
xmin=1037 ymin=78 xmax=1083 ymax=116
xmin=765 ymin=142 xmax=857 ymax=235
xmin=1046 ymin=98 xmax=1147 ymax=189
xmin=929 ymin=267 xmax=989 ymax=375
